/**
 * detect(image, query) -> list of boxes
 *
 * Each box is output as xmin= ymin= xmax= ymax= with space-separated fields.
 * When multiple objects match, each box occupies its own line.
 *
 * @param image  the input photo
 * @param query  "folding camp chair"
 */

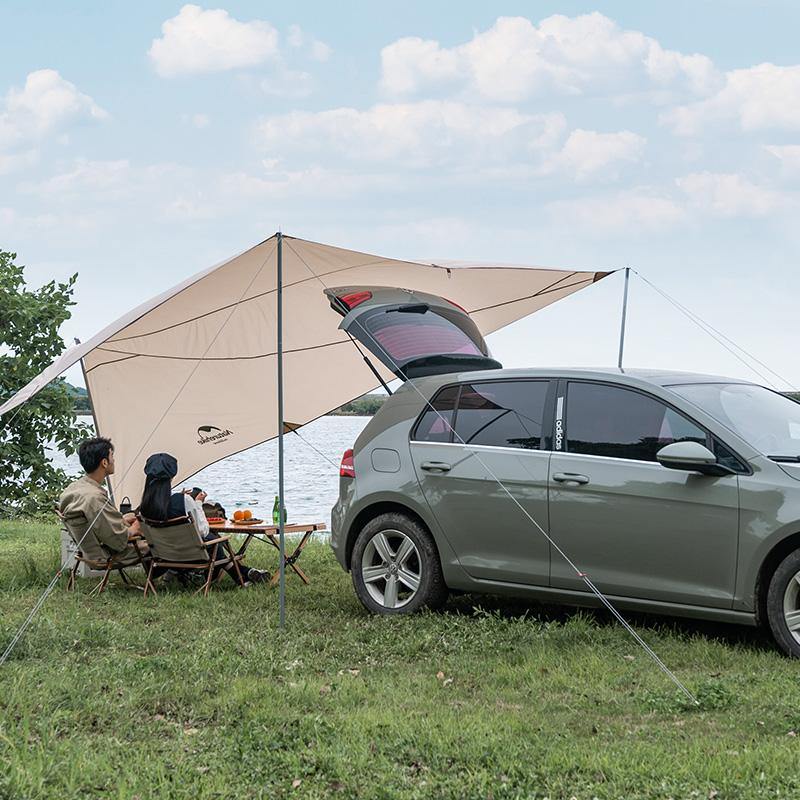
xmin=138 ymin=516 xmax=245 ymax=597
xmin=56 ymin=508 xmax=148 ymax=595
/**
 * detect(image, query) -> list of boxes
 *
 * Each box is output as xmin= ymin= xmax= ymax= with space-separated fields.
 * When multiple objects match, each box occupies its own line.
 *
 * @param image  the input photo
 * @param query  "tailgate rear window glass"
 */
xmin=362 ymin=309 xmax=483 ymax=365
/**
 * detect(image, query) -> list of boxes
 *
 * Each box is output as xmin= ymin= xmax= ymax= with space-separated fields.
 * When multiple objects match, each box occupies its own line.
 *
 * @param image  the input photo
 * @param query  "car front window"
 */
xmin=669 ymin=383 xmax=800 ymax=459
xmin=565 ymin=382 xmax=707 ymax=462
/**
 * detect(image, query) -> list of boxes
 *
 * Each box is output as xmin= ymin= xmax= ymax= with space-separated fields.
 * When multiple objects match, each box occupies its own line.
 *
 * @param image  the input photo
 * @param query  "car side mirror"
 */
xmin=656 ymin=441 xmax=735 ymax=476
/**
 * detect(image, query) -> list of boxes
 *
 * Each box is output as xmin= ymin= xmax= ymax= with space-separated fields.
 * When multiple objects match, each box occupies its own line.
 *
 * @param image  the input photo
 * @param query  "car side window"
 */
xmin=412 ymin=385 xmax=459 ymax=443
xmin=454 ymin=381 xmax=549 ymax=450
xmin=566 ymin=382 xmax=707 ymax=462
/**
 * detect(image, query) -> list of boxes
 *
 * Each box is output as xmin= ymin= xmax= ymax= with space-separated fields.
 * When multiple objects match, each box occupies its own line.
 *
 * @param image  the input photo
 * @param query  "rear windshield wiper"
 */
xmin=768 ymin=455 xmax=800 ymax=462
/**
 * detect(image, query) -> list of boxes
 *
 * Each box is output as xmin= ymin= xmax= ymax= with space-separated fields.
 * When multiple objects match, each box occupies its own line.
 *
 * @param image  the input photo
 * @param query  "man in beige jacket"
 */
xmin=59 ymin=437 xmax=146 ymax=564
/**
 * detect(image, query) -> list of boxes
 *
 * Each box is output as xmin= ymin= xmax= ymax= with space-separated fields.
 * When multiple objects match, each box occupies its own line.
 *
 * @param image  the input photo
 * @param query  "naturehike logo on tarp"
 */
xmin=197 ymin=425 xmax=233 ymax=446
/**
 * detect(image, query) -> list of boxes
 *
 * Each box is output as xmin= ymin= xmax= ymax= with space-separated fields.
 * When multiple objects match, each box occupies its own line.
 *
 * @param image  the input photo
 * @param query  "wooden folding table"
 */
xmin=207 ymin=520 xmax=326 ymax=587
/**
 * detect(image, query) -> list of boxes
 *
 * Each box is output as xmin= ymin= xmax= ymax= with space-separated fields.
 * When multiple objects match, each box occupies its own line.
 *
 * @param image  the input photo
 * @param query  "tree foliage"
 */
xmin=0 ymin=250 xmax=90 ymax=517
xmin=331 ymin=394 xmax=387 ymax=416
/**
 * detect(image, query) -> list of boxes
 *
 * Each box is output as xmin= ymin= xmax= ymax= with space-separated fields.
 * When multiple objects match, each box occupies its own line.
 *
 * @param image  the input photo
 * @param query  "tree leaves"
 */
xmin=0 ymin=250 xmax=91 ymax=517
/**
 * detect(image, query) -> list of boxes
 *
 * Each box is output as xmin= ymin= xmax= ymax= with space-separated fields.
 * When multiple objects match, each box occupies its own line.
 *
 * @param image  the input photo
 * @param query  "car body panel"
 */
xmin=548 ymin=450 xmax=739 ymax=607
xmin=734 ymin=455 xmax=800 ymax=611
xmin=329 ymin=364 xmax=800 ymax=627
xmin=410 ymin=441 xmax=551 ymax=584
xmin=331 ymin=380 xmax=470 ymax=584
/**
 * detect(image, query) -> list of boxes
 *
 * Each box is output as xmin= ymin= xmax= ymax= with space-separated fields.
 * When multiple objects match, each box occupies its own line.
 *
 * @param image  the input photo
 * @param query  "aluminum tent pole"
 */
xmin=617 ymin=267 xmax=630 ymax=369
xmin=276 ymin=232 xmax=286 ymax=629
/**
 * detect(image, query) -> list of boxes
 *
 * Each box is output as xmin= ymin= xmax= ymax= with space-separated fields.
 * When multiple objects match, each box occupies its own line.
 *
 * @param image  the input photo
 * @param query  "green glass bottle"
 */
xmin=272 ymin=495 xmax=280 ymax=525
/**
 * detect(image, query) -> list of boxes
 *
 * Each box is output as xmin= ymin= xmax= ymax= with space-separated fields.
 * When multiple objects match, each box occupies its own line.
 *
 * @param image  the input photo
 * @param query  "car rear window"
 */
xmin=455 ymin=381 xmax=549 ymax=449
xmin=412 ymin=385 xmax=459 ymax=443
xmin=360 ymin=308 xmax=483 ymax=365
xmin=412 ymin=380 xmax=549 ymax=449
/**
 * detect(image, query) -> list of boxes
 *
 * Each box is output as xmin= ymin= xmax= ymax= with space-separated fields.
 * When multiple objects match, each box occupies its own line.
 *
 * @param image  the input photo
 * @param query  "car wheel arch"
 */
xmin=345 ymin=501 xmax=437 ymax=570
xmin=755 ymin=531 xmax=800 ymax=627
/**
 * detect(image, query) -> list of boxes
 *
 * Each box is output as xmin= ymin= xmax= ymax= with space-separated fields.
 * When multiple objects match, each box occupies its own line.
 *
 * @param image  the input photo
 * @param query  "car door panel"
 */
xmin=411 ymin=443 xmax=551 ymax=584
xmin=410 ymin=379 xmax=553 ymax=585
xmin=548 ymin=452 xmax=739 ymax=606
xmin=548 ymin=381 xmax=740 ymax=608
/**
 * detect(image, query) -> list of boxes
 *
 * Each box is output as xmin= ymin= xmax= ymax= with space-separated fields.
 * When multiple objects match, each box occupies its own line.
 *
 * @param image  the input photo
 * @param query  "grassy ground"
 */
xmin=1 ymin=520 xmax=799 ymax=800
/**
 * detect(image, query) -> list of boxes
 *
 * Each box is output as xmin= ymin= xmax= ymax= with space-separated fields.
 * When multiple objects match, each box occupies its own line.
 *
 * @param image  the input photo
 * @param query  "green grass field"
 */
xmin=1 ymin=519 xmax=799 ymax=800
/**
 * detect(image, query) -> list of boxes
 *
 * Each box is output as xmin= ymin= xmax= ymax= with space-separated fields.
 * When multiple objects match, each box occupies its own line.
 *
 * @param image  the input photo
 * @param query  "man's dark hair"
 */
xmin=78 ymin=437 xmax=114 ymax=473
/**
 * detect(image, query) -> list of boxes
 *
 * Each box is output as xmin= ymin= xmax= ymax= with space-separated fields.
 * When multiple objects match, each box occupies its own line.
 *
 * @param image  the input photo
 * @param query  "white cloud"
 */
xmin=254 ymin=101 xmax=566 ymax=168
xmin=191 ymin=113 xmax=210 ymax=128
xmin=287 ymin=24 xmax=332 ymax=62
xmin=0 ymin=149 xmax=38 ymax=175
xmin=148 ymin=4 xmax=279 ymax=77
xmin=664 ymin=64 xmax=800 ymax=135
xmin=380 ymin=13 xmax=719 ymax=102
xmin=542 ymin=129 xmax=646 ymax=179
xmin=260 ymin=69 xmax=313 ymax=98
xmin=676 ymin=171 xmax=787 ymax=216
xmin=253 ymin=101 xmax=644 ymax=183
xmin=311 ymin=40 xmax=333 ymax=63
xmin=766 ymin=145 xmax=800 ymax=177
xmin=381 ymin=37 xmax=461 ymax=95
xmin=547 ymin=190 xmax=685 ymax=234
xmin=0 ymin=69 xmax=106 ymax=158
xmin=27 ymin=159 xmax=132 ymax=196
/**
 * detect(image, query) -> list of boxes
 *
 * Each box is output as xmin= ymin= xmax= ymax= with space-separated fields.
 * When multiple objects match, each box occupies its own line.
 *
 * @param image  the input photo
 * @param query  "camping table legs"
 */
xmin=264 ymin=530 xmax=313 ymax=587
xmin=234 ymin=530 xmax=313 ymax=586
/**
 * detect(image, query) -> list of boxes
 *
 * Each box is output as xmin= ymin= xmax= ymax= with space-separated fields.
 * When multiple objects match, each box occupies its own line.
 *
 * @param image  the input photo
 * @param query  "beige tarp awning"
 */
xmin=0 ymin=235 xmax=611 ymax=503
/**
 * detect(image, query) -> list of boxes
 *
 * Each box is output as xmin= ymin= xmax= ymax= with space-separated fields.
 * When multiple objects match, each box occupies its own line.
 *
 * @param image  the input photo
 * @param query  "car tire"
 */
xmin=351 ymin=512 xmax=448 ymax=615
xmin=766 ymin=548 xmax=800 ymax=657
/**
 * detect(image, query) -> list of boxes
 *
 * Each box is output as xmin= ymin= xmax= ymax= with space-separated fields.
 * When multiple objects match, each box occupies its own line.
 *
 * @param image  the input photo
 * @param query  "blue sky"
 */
xmin=2 ymin=1 xmax=800 ymax=388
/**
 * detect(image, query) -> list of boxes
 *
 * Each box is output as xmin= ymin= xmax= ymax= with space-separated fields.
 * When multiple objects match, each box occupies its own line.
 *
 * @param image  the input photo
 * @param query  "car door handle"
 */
xmin=420 ymin=461 xmax=451 ymax=472
xmin=552 ymin=472 xmax=590 ymax=485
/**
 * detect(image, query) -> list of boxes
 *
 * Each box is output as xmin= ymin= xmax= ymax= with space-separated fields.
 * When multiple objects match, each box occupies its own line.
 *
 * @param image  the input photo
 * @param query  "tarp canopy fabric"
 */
xmin=0 ymin=235 xmax=611 ymax=503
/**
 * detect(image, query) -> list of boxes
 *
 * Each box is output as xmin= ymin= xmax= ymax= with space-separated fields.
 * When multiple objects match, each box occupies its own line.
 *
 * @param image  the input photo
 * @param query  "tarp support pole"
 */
xmin=277 ymin=232 xmax=286 ymax=629
xmin=617 ymin=267 xmax=630 ymax=369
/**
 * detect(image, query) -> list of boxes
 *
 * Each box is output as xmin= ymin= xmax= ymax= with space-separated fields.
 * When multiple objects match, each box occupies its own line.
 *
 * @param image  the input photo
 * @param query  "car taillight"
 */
xmin=338 ymin=291 xmax=372 ymax=310
xmin=340 ymin=448 xmax=355 ymax=478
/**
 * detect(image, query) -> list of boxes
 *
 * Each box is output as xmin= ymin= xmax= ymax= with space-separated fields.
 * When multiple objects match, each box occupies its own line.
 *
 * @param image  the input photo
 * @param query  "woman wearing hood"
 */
xmin=139 ymin=452 xmax=270 ymax=586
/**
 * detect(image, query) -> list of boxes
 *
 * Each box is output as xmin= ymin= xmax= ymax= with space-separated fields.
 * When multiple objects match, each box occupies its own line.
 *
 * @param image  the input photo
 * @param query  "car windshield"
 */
xmin=669 ymin=382 xmax=800 ymax=459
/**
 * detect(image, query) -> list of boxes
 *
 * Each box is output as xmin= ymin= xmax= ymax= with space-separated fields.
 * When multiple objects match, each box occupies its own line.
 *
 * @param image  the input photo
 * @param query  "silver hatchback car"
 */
xmin=328 ymin=286 xmax=800 ymax=656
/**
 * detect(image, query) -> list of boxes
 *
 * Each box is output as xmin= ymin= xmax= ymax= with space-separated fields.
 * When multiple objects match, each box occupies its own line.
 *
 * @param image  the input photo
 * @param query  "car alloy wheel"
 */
xmin=360 ymin=529 xmax=422 ymax=610
xmin=783 ymin=568 xmax=800 ymax=646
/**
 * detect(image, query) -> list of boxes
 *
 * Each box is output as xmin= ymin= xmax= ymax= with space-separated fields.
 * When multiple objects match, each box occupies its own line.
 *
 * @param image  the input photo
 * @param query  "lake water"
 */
xmin=52 ymin=415 xmax=370 ymax=529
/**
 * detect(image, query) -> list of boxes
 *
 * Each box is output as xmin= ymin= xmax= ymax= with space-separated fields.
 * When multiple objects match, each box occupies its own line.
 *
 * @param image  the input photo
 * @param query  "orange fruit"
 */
xmin=233 ymin=510 xmax=244 ymax=521
xmin=243 ymin=509 xmax=253 ymax=520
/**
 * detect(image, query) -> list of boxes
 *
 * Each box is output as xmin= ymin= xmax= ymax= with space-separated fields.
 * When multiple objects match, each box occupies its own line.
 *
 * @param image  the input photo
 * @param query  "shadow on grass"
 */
xmin=442 ymin=591 xmax=776 ymax=654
